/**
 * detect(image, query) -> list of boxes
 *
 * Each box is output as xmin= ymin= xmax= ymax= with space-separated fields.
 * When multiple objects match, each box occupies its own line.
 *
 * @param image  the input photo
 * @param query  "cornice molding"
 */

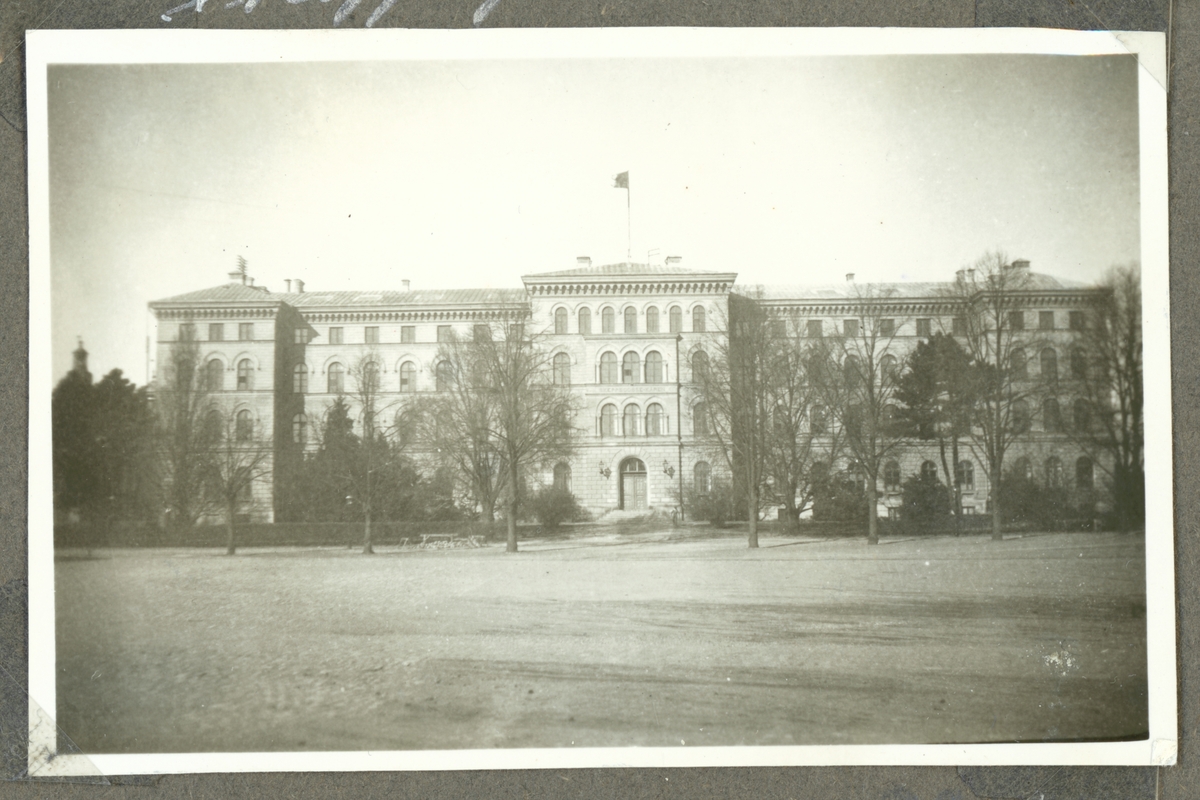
xmin=525 ymin=281 xmax=735 ymax=297
xmin=153 ymin=307 xmax=279 ymax=321
xmin=302 ymin=307 xmax=527 ymax=324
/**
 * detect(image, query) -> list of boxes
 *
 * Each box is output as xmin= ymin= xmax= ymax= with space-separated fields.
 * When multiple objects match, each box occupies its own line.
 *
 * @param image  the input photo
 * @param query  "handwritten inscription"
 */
xmin=162 ymin=0 xmax=502 ymax=26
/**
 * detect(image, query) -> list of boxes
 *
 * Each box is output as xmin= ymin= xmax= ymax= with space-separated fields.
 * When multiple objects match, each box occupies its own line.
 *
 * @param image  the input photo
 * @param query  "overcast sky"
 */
xmin=47 ymin=52 xmax=1140 ymax=384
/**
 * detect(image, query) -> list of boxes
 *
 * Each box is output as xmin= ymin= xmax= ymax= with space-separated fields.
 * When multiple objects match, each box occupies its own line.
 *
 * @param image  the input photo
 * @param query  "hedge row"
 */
xmin=54 ymin=520 xmax=503 ymax=549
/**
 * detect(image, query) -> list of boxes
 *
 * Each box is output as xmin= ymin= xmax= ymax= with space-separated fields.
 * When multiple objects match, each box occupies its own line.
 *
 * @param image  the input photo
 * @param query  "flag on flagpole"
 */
xmin=613 ymin=171 xmax=629 ymax=189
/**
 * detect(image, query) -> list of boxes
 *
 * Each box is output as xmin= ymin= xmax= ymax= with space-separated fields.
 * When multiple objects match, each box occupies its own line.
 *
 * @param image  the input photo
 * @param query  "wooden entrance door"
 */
xmin=619 ymin=457 xmax=647 ymax=510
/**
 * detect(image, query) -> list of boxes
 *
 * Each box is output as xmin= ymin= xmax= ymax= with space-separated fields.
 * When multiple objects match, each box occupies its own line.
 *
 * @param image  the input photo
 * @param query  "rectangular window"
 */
xmin=180 ymin=322 xmax=197 ymax=340
xmin=1069 ymin=311 xmax=1085 ymax=331
xmin=329 ymin=327 xmax=343 ymax=345
xmin=437 ymin=325 xmax=453 ymax=343
xmin=364 ymin=326 xmax=379 ymax=344
xmin=843 ymin=319 xmax=859 ymax=338
xmin=916 ymin=318 xmax=932 ymax=337
xmin=239 ymin=323 xmax=253 ymax=341
xmin=951 ymin=317 xmax=966 ymax=336
xmin=293 ymin=328 xmax=307 ymax=344
xmin=806 ymin=319 xmax=823 ymax=338
xmin=209 ymin=323 xmax=224 ymax=341
xmin=1039 ymin=311 xmax=1055 ymax=331
xmin=1008 ymin=311 xmax=1024 ymax=331
xmin=879 ymin=319 xmax=895 ymax=337
xmin=401 ymin=326 xmax=415 ymax=343
xmin=473 ymin=324 xmax=490 ymax=342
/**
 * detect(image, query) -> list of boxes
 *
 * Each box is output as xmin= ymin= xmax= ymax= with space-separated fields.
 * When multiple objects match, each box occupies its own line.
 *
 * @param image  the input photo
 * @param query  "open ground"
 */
xmin=54 ymin=529 xmax=1147 ymax=754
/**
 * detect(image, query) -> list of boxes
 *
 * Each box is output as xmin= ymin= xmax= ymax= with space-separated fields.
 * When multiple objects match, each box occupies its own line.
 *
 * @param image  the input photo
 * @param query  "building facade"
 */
xmin=149 ymin=259 xmax=1106 ymax=524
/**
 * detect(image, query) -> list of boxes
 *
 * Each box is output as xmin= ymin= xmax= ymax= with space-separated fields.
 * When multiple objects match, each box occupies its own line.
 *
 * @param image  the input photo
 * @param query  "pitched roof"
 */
xmin=525 ymin=262 xmax=732 ymax=279
xmin=748 ymin=272 xmax=1090 ymax=302
xmin=150 ymin=282 xmax=278 ymax=305
xmin=151 ymin=284 xmax=528 ymax=308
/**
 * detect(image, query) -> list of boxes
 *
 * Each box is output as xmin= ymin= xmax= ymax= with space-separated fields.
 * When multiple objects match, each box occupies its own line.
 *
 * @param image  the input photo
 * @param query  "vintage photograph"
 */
xmin=26 ymin=29 xmax=1172 ymax=773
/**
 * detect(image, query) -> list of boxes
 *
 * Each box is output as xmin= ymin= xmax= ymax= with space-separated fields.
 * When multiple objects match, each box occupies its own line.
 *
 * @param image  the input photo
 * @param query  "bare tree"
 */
xmin=155 ymin=327 xmax=219 ymax=530
xmin=821 ymin=283 xmax=907 ymax=545
xmin=1068 ymin=263 xmax=1144 ymax=530
xmin=695 ymin=294 xmax=770 ymax=547
xmin=203 ymin=408 xmax=274 ymax=555
xmin=418 ymin=335 xmax=508 ymax=531
xmin=759 ymin=318 xmax=846 ymax=531
xmin=947 ymin=251 xmax=1040 ymax=541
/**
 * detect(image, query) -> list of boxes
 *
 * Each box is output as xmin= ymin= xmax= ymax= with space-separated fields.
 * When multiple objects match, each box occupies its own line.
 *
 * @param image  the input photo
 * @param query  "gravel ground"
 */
xmin=54 ymin=530 xmax=1147 ymax=754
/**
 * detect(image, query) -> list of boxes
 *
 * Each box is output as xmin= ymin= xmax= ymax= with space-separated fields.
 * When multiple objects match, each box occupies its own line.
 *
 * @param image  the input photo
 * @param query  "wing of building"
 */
xmin=149 ymin=258 xmax=1105 ymax=525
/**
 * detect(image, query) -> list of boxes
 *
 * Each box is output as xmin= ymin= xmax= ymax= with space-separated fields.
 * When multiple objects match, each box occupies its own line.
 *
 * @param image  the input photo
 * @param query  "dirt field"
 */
xmin=54 ymin=529 xmax=1147 ymax=754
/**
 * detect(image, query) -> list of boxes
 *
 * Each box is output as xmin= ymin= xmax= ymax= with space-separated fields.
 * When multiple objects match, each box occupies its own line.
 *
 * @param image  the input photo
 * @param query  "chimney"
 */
xmin=294 ymin=279 xmax=305 ymax=294
xmin=845 ymin=273 xmax=855 ymax=283
xmin=577 ymin=256 xmax=591 ymax=268
xmin=1011 ymin=259 xmax=1031 ymax=271
xmin=665 ymin=256 xmax=682 ymax=265
xmin=285 ymin=279 xmax=292 ymax=293
xmin=228 ymin=270 xmax=246 ymax=285
xmin=955 ymin=269 xmax=966 ymax=282
xmin=402 ymin=280 xmax=411 ymax=292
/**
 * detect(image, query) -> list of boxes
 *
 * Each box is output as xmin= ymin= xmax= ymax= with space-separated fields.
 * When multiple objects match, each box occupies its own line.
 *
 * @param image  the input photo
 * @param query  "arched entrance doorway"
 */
xmin=619 ymin=457 xmax=647 ymax=511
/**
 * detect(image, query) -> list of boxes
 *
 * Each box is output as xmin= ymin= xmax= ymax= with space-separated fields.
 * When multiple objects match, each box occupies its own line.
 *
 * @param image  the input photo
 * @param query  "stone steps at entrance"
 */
xmin=593 ymin=508 xmax=669 ymax=526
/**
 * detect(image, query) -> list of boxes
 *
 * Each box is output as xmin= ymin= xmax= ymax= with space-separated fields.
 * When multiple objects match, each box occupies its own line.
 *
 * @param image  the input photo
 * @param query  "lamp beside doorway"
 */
xmin=662 ymin=460 xmax=675 ymax=478
xmin=599 ymin=461 xmax=611 ymax=480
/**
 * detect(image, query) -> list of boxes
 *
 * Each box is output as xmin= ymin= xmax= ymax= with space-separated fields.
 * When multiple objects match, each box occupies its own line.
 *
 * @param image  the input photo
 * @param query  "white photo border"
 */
xmin=25 ymin=26 xmax=1175 ymax=775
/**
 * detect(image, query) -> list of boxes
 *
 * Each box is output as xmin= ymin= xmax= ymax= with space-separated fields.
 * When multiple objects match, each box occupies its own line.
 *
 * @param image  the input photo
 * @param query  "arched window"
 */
xmin=624 ymin=307 xmax=637 ymax=334
xmin=883 ymin=460 xmax=901 ymax=491
xmin=920 ymin=460 xmax=939 ymax=481
xmin=693 ymin=306 xmax=706 ymax=332
xmin=1075 ymin=457 xmax=1094 ymax=489
xmin=843 ymin=355 xmax=862 ymax=391
xmin=600 ymin=403 xmax=618 ymax=437
xmin=553 ymin=352 xmax=571 ymax=385
xmin=327 ymin=362 xmax=344 ymax=394
xmin=292 ymin=363 xmax=307 ymax=394
xmin=1010 ymin=347 xmax=1028 ymax=380
xmin=646 ymin=306 xmax=660 ymax=333
xmin=811 ymin=405 xmax=828 ymax=435
xmin=204 ymin=409 xmax=223 ymax=442
xmin=1073 ymin=398 xmax=1090 ymax=432
xmin=235 ymin=409 xmax=253 ymax=442
xmin=883 ymin=404 xmax=898 ymax=427
xmin=399 ymin=361 xmax=416 ymax=393
xmin=237 ymin=359 xmax=253 ymax=391
xmin=955 ymin=460 xmax=974 ymax=491
xmin=644 ymin=351 xmax=663 ymax=383
xmin=601 ymin=307 xmax=615 ymax=333
xmin=881 ymin=354 xmax=899 ymax=383
xmin=1040 ymin=348 xmax=1058 ymax=382
xmin=693 ymin=402 xmax=709 ymax=435
xmin=578 ymin=307 xmax=592 ymax=335
xmin=694 ymin=461 xmax=712 ymax=495
xmin=207 ymin=359 xmax=224 ymax=392
xmin=599 ymin=352 xmax=618 ymax=384
xmin=692 ymin=350 xmax=709 ymax=384
xmin=553 ymin=462 xmax=571 ymax=491
xmin=1013 ymin=399 xmax=1031 ymax=434
xmin=646 ymin=403 xmax=665 ymax=435
xmin=436 ymin=361 xmax=454 ymax=392
xmin=622 ymin=352 xmax=641 ymax=384
xmin=554 ymin=307 xmax=568 ymax=335
xmin=1014 ymin=457 xmax=1033 ymax=481
xmin=623 ymin=404 xmax=640 ymax=436
xmin=1071 ymin=347 xmax=1087 ymax=380
xmin=360 ymin=360 xmax=380 ymax=394
xmin=669 ymin=306 xmax=683 ymax=333
xmin=1043 ymin=398 xmax=1062 ymax=433
xmin=292 ymin=412 xmax=307 ymax=445
xmin=1045 ymin=457 xmax=1064 ymax=488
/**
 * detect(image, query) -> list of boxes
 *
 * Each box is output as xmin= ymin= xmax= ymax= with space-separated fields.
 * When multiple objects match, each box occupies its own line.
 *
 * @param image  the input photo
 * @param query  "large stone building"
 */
xmin=149 ymin=258 xmax=1105 ymax=523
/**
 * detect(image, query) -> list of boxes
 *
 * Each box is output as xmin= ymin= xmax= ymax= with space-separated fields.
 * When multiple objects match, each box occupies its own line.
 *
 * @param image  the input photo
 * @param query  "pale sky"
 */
xmin=47 ymin=53 xmax=1140 ymax=384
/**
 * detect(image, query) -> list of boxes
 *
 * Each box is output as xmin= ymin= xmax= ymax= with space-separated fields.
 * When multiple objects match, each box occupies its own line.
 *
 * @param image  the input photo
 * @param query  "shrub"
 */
xmin=812 ymin=475 xmax=866 ymax=522
xmin=529 ymin=487 xmax=585 ymax=529
xmin=685 ymin=480 xmax=735 ymax=527
xmin=900 ymin=473 xmax=952 ymax=522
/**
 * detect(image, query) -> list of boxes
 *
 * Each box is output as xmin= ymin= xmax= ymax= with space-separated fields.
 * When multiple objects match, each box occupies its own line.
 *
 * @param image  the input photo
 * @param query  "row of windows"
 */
xmin=184 ymin=323 xmax=256 ymax=342
xmin=880 ymin=455 xmax=1094 ymax=493
xmin=597 ymin=403 xmax=672 ymax=436
xmin=554 ymin=305 xmax=705 ymax=335
xmin=801 ymin=310 xmax=1087 ymax=339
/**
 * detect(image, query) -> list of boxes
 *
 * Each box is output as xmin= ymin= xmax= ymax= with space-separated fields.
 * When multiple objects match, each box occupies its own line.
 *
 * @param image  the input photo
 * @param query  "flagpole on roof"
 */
xmin=614 ymin=171 xmax=630 ymax=260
